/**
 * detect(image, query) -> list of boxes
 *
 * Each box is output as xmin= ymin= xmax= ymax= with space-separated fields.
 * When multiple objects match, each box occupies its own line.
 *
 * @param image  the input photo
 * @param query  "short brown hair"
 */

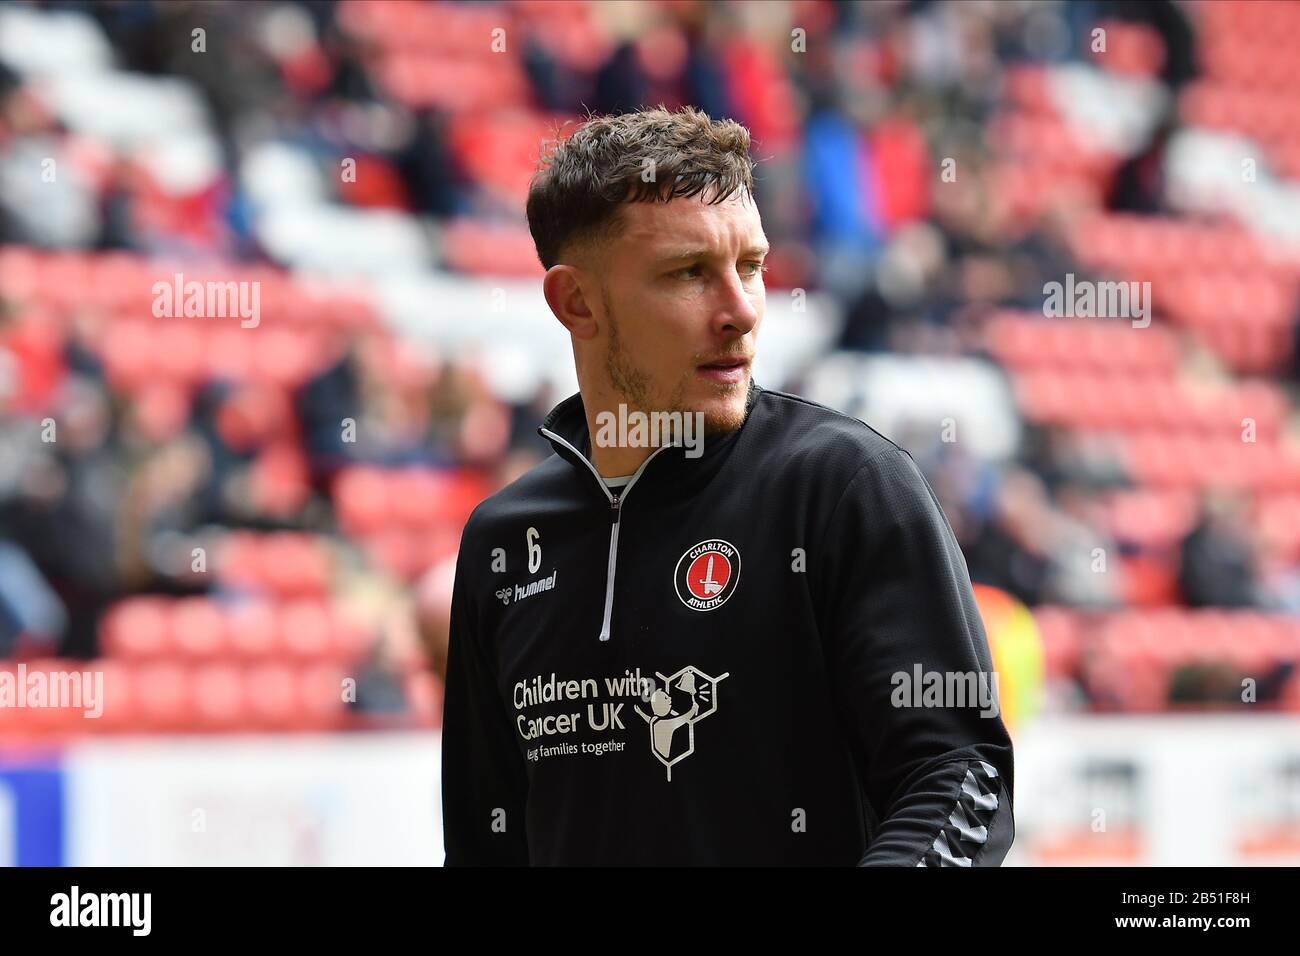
xmin=526 ymin=105 xmax=755 ymax=271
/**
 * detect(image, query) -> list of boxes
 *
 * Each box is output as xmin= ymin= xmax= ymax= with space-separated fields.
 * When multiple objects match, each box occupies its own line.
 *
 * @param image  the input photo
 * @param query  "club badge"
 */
xmin=674 ymin=538 xmax=740 ymax=611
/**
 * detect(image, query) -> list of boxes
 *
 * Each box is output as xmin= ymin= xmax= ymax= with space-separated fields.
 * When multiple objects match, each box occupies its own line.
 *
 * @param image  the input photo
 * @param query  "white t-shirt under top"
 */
xmin=603 ymin=474 xmax=633 ymax=490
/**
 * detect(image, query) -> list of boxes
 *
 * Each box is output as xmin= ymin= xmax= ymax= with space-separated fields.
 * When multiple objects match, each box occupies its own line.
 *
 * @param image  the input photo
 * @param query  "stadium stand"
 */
xmin=3 ymin=0 xmax=1300 ymax=750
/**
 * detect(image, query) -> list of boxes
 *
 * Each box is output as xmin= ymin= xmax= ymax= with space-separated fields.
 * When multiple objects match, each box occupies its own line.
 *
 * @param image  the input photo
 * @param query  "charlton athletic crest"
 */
xmin=674 ymin=539 xmax=741 ymax=611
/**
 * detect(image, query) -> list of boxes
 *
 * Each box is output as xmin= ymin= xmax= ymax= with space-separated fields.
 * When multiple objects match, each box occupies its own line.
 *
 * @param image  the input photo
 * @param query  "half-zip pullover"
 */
xmin=442 ymin=383 xmax=1014 ymax=865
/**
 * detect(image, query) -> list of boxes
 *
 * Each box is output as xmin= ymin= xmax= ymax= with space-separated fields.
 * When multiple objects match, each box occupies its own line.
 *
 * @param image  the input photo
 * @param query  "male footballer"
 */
xmin=441 ymin=106 xmax=1014 ymax=865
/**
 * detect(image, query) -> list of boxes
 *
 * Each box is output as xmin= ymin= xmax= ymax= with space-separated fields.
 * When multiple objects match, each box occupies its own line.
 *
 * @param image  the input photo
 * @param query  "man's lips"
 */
xmin=697 ymin=358 xmax=751 ymax=382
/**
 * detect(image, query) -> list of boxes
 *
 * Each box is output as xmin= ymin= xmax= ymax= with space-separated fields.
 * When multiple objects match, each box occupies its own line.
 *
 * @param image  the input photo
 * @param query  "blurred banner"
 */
xmin=5 ymin=720 xmax=1300 ymax=866
xmin=1010 ymin=716 xmax=1300 ymax=866
xmin=0 ymin=755 xmax=63 ymax=866
xmin=1 ymin=731 xmax=441 ymax=866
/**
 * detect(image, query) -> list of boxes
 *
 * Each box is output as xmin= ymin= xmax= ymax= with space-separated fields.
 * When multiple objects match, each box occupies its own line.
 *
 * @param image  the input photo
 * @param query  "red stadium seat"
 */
xmin=278 ymin=599 xmax=339 ymax=661
xmin=191 ymin=663 xmax=247 ymax=731
xmin=441 ymin=219 xmax=546 ymax=276
xmin=170 ymin=597 xmax=228 ymax=660
xmin=261 ymin=534 xmax=332 ymax=598
xmin=87 ymin=660 xmax=134 ymax=734
xmin=133 ymin=661 xmax=194 ymax=733
xmin=252 ymin=328 xmax=321 ymax=387
xmin=153 ymin=323 xmax=206 ymax=384
xmin=362 ymin=529 xmax=425 ymax=581
xmin=296 ymin=663 xmax=349 ymax=730
xmin=101 ymin=597 xmax=171 ymax=660
xmin=1031 ymin=606 xmax=1082 ymax=680
xmin=404 ymin=670 xmax=443 ymax=729
xmin=388 ymin=468 xmax=445 ymax=528
xmin=334 ymin=467 xmax=392 ymax=536
xmin=249 ymin=444 xmax=312 ymax=516
xmin=450 ymin=113 xmax=567 ymax=207
xmin=243 ymin=663 xmax=301 ymax=730
xmin=226 ymin=601 xmax=280 ymax=662
xmin=16 ymin=661 xmax=87 ymax=736
xmin=100 ymin=319 xmax=156 ymax=392
xmin=206 ymin=326 xmax=257 ymax=381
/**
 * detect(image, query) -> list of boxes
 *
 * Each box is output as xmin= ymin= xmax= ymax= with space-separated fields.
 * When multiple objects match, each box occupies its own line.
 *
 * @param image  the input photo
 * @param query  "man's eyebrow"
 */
xmin=651 ymin=243 xmax=770 ymax=263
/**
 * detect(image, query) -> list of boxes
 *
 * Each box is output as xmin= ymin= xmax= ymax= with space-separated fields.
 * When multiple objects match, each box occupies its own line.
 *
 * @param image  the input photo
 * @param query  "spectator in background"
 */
xmin=1050 ymin=482 xmax=1120 ymax=608
xmin=1106 ymin=113 xmax=1175 ymax=214
xmin=0 ymin=375 xmax=124 ymax=658
xmin=1178 ymin=491 xmax=1258 ymax=608
xmin=0 ymin=0 xmax=1284 ymax=730
xmin=963 ymin=469 xmax=1053 ymax=606
xmin=0 ymin=539 xmax=66 ymax=657
xmin=414 ymin=555 xmax=456 ymax=683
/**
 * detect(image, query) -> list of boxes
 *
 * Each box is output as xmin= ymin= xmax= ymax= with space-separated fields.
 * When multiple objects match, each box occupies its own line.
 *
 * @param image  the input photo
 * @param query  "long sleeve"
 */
xmin=440 ymin=539 xmax=530 ymax=866
xmin=814 ymin=447 xmax=1015 ymax=866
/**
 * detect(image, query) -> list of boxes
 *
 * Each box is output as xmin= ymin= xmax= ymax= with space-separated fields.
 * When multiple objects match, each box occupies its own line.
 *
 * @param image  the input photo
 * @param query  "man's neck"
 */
xmin=587 ymin=422 xmax=656 ymax=479
xmin=578 ymin=381 xmax=757 ymax=478
xmin=578 ymin=382 xmax=657 ymax=478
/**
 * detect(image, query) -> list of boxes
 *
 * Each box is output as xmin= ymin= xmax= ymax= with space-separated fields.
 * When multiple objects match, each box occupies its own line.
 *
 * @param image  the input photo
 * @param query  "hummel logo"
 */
xmin=496 ymin=570 xmax=559 ymax=606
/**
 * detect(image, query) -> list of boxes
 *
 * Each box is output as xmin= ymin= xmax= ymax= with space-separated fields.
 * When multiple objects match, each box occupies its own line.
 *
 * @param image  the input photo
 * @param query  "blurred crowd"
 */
xmin=1 ymin=0 xmax=1296 ymax=717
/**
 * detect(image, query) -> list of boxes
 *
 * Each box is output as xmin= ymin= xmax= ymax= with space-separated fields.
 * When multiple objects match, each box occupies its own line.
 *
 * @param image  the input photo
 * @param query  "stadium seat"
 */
xmin=132 ymin=661 xmax=194 ymax=732
xmin=243 ymin=662 xmax=301 ymax=730
xmin=170 ymin=597 xmax=228 ymax=661
xmin=100 ymin=597 xmax=171 ymax=660
xmin=226 ymin=601 xmax=280 ymax=662
xmin=191 ymin=663 xmax=247 ymax=731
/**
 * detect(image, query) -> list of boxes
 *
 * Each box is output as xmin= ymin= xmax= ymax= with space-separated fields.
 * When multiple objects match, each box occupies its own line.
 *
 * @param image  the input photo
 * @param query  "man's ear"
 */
xmin=543 ymin=265 xmax=599 ymax=341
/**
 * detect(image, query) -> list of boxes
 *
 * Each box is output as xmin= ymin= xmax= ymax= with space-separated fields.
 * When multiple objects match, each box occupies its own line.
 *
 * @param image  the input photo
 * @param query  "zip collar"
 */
xmin=537 ymin=382 xmax=761 ymax=503
xmin=537 ymin=382 xmax=760 ymax=643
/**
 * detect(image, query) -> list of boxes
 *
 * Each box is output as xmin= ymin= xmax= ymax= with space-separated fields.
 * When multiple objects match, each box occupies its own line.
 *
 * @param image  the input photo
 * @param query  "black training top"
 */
xmin=441 ymin=382 xmax=1015 ymax=865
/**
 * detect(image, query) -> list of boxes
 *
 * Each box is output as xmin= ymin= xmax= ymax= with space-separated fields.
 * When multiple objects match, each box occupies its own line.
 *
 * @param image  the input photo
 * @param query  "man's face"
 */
xmin=594 ymin=192 xmax=767 ymax=435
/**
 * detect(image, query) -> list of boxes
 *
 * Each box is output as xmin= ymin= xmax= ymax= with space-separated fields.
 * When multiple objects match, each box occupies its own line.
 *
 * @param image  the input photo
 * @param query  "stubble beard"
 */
xmin=603 ymin=290 xmax=749 ymax=439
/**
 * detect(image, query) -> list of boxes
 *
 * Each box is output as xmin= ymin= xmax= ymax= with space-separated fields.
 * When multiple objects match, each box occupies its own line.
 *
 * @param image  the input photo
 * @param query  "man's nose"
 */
xmin=713 ymin=268 xmax=762 ymax=336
